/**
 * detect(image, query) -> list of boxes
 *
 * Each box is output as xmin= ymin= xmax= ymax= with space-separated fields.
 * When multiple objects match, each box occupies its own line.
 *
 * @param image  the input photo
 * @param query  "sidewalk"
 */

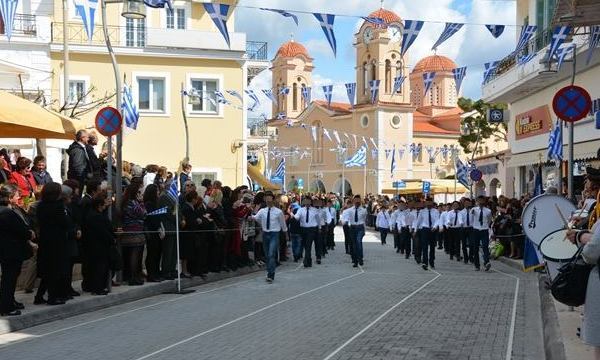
xmin=1 ymin=265 xmax=263 ymax=335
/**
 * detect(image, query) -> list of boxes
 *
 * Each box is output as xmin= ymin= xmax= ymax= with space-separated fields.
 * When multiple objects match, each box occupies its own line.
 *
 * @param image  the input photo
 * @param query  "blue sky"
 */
xmin=236 ymin=0 xmax=517 ymax=114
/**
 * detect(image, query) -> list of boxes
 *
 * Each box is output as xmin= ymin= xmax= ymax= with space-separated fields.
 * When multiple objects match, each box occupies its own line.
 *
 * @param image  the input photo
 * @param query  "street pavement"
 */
xmin=0 ymin=228 xmax=544 ymax=360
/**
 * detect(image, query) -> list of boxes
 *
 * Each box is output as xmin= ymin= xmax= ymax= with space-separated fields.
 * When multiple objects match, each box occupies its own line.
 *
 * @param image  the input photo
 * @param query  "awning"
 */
xmin=507 ymin=140 xmax=600 ymax=167
xmin=0 ymin=91 xmax=87 ymax=140
xmin=382 ymin=179 xmax=468 ymax=195
xmin=247 ymin=163 xmax=281 ymax=191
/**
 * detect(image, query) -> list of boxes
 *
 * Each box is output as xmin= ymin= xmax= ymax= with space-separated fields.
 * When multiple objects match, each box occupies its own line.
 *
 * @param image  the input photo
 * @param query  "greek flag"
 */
xmin=73 ymin=0 xmax=98 ymax=42
xmin=259 ymin=8 xmax=298 ymax=26
xmin=362 ymin=16 xmax=385 ymax=26
xmin=313 ymin=13 xmax=337 ymax=56
xmin=276 ymin=112 xmax=286 ymax=120
xmin=323 ymin=128 xmax=333 ymax=142
xmin=369 ymin=79 xmax=380 ymax=104
xmin=547 ymin=119 xmax=563 ymax=162
xmin=483 ymin=61 xmax=499 ymax=84
xmin=262 ymin=89 xmax=277 ymax=105
xmin=147 ymin=207 xmax=168 ymax=216
xmin=279 ymin=86 xmax=290 ymax=96
xmin=273 ymin=158 xmax=285 ymax=179
xmin=369 ymin=138 xmax=378 ymax=150
xmin=122 ymin=84 xmax=139 ymax=130
xmin=390 ymin=144 xmax=396 ymax=178
xmin=398 ymin=147 xmax=406 ymax=160
xmin=244 ymin=89 xmax=260 ymax=111
xmin=385 ymin=149 xmax=392 ymax=160
xmin=166 ymin=179 xmax=179 ymax=203
xmin=203 ymin=3 xmax=231 ymax=48
xmin=401 ymin=20 xmax=424 ymax=57
xmin=301 ymin=86 xmax=311 ymax=104
xmin=455 ymin=158 xmax=470 ymax=188
xmin=143 ymin=0 xmax=172 ymax=10
xmin=423 ymin=72 xmax=436 ymax=96
xmin=226 ymin=90 xmax=243 ymax=104
xmin=332 ymin=130 xmax=341 ymax=144
xmin=485 ymin=24 xmax=505 ymax=38
xmin=345 ymin=82 xmax=356 ymax=108
xmin=392 ymin=76 xmax=406 ymax=94
xmin=548 ymin=26 xmax=572 ymax=63
xmin=556 ymin=45 xmax=575 ymax=71
xmin=452 ymin=67 xmax=467 ymax=94
xmin=371 ymin=149 xmax=378 ymax=160
xmin=322 ymin=85 xmax=333 ymax=108
xmin=215 ymin=90 xmax=230 ymax=105
xmin=344 ymin=145 xmax=367 ymax=168
xmin=432 ymin=22 xmax=464 ymax=50
xmin=517 ymin=54 xmax=536 ymax=66
xmin=587 ymin=25 xmax=600 ymax=65
xmin=514 ymin=25 xmax=537 ymax=55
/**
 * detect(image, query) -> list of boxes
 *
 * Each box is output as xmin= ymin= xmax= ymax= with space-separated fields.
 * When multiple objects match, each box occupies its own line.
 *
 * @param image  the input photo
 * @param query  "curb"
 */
xmin=0 ymin=265 xmax=262 ymax=335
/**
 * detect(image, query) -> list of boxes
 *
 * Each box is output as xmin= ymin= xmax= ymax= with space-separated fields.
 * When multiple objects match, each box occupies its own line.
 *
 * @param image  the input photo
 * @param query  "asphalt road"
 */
xmin=0 ymin=229 xmax=544 ymax=360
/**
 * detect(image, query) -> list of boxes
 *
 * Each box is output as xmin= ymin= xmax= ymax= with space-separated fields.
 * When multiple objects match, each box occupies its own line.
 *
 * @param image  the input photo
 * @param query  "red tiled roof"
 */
xmin=412 ymin=55 xmax=457 ymax=73
xmin=275 ymin=41 xmax=311 ymax=59
xmin=314 ymin=100 xmax=353 ymax=114
xmin=366 ymin=9 xmax=402 ymax=26
xmin=414 ymin=121 xmax=459 ymax=134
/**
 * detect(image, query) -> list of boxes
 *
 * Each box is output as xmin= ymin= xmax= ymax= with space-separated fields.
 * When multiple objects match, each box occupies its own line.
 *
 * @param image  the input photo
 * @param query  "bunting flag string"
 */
xmin=361 ymin=16 xmax=385 ymax=26
xmin=369 ymin=138 xmax=378 ymax=150
xmin=322 ymin=85 xmax=333 ymax=109
xmin=244 ymin=89 xmax=260 ymax=111
xmin=385 ymin=149 xmax=392 ymax=160
xmin=369 ymin=79 xmax=380 ymax=104
xmin=392 ymin=76 xmax=406 ymax=94
xmin=279 ymin=86 xmax=290 ymax=96
xmin=587 ymin=25 xmax=600 ymax=65
xmin=259 ymin=8 xmax=298 ymax=26
xmin=485 ymin=24 xmax=505 ymax=38
xmin=203 ymin=3 xmax=231 ymax=48
xmin=556 ymin=44 xmax=575 ymax=71
xmin=517 ymin=54 xmax=535 ymax=66
xmin=143 ymin=0 xmax=172 ymax=11
xmin=214 ymin=90 xmax=230 ymax=105
xmin=276 ymin=112 xmax=286 ymax=120
xmin=345 ymin=82 xmax=356 ymax=108
xmin=483 ymin=61 xmax=500 ymax=84
xmin=398 ymin=147 xmax=406 ymax=160
xmin=362 ymin=136 xmax=369 ymax=149
xmin=547 ymin=26 xmax=572 ymax=63
xmin=301 ymin=86 xmax=312 ymax=104
xmin=431 ymin=22 xmax=464 ymax=50
xmin=262 ymin=89 xmax=277 ymax=105
xmin=344 ymin=145 xmax=367 ymax=168
xmin=313 ymin=13 xmax=337 ymax=56
xmin=73 ymin=0 xmax=97 ymax=43
xmin=423 ymin=72 xmax=436 ymax=96
xmin=333 ymin=130 xmax=341 ymax=145
xmin=401 ymin=20 xmax=424 ymax=57
xmin=323 ymin=128 xmax=333 ymax=142
xmin=226 ymin=90 xmax=243 ymax=104
xmin=344 ymin=132 xmax=351 ymax=145
xmin=371 ymin=149 xmax=378 ymax=160
xmin=452 ymin=67 xmax=467 ymax=95
xmin=514 ymin=25 xmax=537 ymax=55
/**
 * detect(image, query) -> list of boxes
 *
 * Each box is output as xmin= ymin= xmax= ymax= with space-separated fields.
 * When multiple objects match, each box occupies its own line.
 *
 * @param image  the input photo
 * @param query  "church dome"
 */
xmin=275 ymin=40 xmax=311 ymax=59
xmin=412 ymin=55 xmax=457 ymax=73
xmin=365 ymin=8 xmax=402 ymax=26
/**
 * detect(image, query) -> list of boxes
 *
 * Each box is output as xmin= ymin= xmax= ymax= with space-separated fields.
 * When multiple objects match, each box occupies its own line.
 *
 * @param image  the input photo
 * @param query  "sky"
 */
xmin=235 ymin=0 xmax=518 ymax=117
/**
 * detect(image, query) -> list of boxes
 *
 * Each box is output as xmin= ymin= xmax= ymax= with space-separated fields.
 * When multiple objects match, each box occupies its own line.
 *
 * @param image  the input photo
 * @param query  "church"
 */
xmin=268 ymin=8 xmax=465 ymax=197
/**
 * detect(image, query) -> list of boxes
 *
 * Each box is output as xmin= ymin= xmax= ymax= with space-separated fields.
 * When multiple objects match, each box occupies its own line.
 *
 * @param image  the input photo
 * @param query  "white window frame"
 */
xmin=132 ymin=71 xmax=171 ymax=116
xmin=59 ymin=75 xmax=90 ymax=106
xmin=160 ymin=1 xmax=191 ymax=30
xmin=185 ymin=73 xmax=224 ymax=118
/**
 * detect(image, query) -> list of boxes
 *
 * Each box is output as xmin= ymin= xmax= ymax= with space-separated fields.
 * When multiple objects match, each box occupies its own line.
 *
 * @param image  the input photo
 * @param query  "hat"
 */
xmin=586 ymin=167 xmax=600 ymax=182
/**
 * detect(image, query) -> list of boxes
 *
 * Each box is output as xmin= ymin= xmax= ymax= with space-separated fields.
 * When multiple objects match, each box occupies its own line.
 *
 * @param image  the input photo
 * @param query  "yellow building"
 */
xmin=269 ymin=8 xmax=464 ymax=196
xmin=49 ymin=0 xmax=267 ymax=186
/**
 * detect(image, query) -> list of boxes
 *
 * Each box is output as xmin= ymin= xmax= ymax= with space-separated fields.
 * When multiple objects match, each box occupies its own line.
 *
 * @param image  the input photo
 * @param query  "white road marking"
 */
xmin=492 ymin=268 xmax=520 ymax=360
xmin=134 ymin=269 xmax=365 ymax=360
xmin=322 ymin=269 xmax=442 ymax=360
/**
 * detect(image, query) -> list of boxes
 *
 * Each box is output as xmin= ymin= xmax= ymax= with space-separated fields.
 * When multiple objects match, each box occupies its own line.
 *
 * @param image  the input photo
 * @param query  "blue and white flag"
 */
xmin=556 ymin=45 xmax=575 ymax=71
xmin=390 ymin=144 xmax=396 ymax=178
xmin=398 ymin=147 xmax=406 ymax=160
xmin=214 ymin=90 xmax=230 ymax=105
xmin=244 ymin=89 xmax=260 ymax=111
xmin=401 ymin=20 xmax=424 ymax=57
xmin=370 ymin=138 xmax=378 ymax=150
xmin=259 ymin=8 xmax=298 ymax=26
xmin=369 ymin=79 xmax=380 ymax=104
xmin=322 ymin=85 xmax=333 ymax=108
xmin=485 ymin=24 xmax=505 ymax=38
xmin=262 ymin=89 xmax=277 ymax=105
xmin=166 ymin=179 xmax=179 ymax=203
xmin=483 ymin=61 xmax=499 ymax=84
xmin=279 ymin=86 xmax=290 ymax=96
xmin=452 ymin=67 xmax=467 ymax=95
xmin=548 ymin=25 xmax=572 ymax=63
xmin=392 ymin=76 xmax=406 ymax=94
xmin=301 ymin=86 xmax=311 ymax=104
xmin=587 ymin=25 xmax=600 ymax=65
xmin=73 ymin=0 xmax=98 ymax=42
xmin=455 ymin=158 xmax=470 ymax=188
xmin=547 ymin=119 xmax=563 ymax=162
xmin=226 ymin=90 xmax=243 ymax=104
xmin=203 ymin=3 xmax=231 ymax=48
xmin=273 ymin=158 xmax=285 ymax=179
xmin=362 ymin=16 xmax=385 ymax=26
xmin=344 ymin=145 xmax=367 ymax=168
xmin=313 ymin=13 xmax=337 ymax=57
xmin=514 ymin=25 xmax=537 ymax=54
xmin=276 ymin=112 xmax=286 ymax=120
xmin=431 ymin=22 xmax=464 ymax=50
xmin=385 ymin=149 xmax=392 ymax=160
xmin=144 ymin=0 xmax=172 ymax=10
xmin=122 ymin=84 xmax=139 ymax=130
xmin=345 ymin=82 xmax=356 ymax=108
xmin=423 ymin=72 xmax=436 ymax=96
xmin=517 ymin=54 xmax=536 ymax=66
xmin=147 ymin=207 xmax=168 ymax=216
xmin=0 ymin=0 xmax=17 ymax=40
xmin=332 ymin=130 xmax=341 ymax=144
xmin=371 ymin=149 xmax=378 ymax=160
xmin=323 ymin=128 xmax=333 ymax=142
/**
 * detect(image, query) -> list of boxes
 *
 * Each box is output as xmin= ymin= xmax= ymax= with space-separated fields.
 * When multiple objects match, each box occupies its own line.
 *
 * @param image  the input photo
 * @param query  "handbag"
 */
xmin=549 ymin=246 xmax=593 ymax=307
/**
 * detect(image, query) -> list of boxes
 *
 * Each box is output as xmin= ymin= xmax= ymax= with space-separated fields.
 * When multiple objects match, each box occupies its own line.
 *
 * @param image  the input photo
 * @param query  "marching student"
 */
xmin=438 ymin=203 xmax=450 ymax=251
xmin=252 ymin=193 xmax=288 ymax=283
xmin=469 ymin=196 xmax=493 ymax=271
xmin=413 ymin=198 xmax=440 ymax=270
xmin=294 ymin=198 xmax=321 ymax=267
xmin=397 ymin=201 xmax=413 ymax=259
xmin=390 ymin=203 xmax=401 ymax=252
xmin=341 ymin=195 xmax=367 ymax=268
xmin=375 ymin=204 xmax=391 ymax=245
xmin=460 ymin=198 xmax=474 ymax=264
xmin=325 ymin=199 xmax=337 ymax=251
xmin=445 ymin=201 xmax=463 ymax=261
xmin=314 ymin=198 xmax=331 ymax=260
xmin=410 ymin=201 xmax=423 ymax=264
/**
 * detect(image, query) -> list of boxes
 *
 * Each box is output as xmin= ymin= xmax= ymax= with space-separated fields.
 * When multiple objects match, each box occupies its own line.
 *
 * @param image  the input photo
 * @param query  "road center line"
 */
xmin=322 ymin=270 xmax=442 ymax=360
xmin=134 ymin=269 xmax=365 ymax=360
xmin=492 ymin=268 xmax=520 ymax=360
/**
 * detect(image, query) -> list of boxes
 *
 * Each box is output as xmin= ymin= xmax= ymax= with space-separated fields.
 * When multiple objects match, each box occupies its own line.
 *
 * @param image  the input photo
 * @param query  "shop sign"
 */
xmin=478 ymin=163 xmax=498 ymax=175
xmin=515 ymin=105 xmax=551 ymax=140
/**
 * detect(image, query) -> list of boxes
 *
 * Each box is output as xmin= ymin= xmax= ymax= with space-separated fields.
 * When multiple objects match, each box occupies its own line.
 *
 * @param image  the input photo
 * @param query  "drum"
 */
xmin=539 ymin=229 xmax=579 ymax=262
xmin=521 ymin=194 xmax=576 ymax=245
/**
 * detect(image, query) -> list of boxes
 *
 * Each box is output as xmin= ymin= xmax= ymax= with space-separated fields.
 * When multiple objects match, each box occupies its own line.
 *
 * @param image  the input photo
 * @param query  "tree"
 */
xmin=457 ymin=97 xmax=508 ymax=155
xmin=54 ymin=85 xmax=116 ymax=118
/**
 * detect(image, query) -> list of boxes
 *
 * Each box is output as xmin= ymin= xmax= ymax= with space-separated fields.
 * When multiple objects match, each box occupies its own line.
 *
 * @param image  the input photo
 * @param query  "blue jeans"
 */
xmin=350 ymin=225 xmax=365 ymax=264
xmin=290 ymin=233 xmax=303 ymax=260
xmin=470 ymin=229 xmax=490 ymax=269
xmin=262 ymin=231 xmax=280 ymax=279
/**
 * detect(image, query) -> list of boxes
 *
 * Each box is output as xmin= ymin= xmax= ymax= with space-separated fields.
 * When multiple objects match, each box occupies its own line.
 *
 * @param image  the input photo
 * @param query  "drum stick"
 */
xmin=555 ymin=204 xmax=569 ymax=229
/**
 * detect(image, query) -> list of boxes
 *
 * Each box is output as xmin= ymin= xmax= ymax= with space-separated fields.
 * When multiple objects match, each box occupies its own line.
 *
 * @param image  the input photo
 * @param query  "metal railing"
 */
xmin=51 ymin=22 xmax=130 ymax=46
xmin=246 ymin=41 xmax=268 ymax=61
xmin=0 ymin=14 xmax=37 ymax=36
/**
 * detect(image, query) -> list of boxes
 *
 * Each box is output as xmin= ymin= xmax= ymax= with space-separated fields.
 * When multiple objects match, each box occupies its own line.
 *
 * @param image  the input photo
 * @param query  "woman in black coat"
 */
xmin=36 ymin=182 xmax=70 ymax=305
xmin=83 ymin=194 xmax=113 ymax=295
xmin=0 ymin=184 xmax=36 ymax=316
xmin=143 ymin=184 xmax=163 ymax=282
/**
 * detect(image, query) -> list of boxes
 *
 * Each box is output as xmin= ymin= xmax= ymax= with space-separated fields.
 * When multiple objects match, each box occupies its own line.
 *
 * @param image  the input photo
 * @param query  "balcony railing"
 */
xmin=246 ymin=41 xmax=268 ymax=61
xmin=0 ymin=14 xmax=37 ymax=36
xmin=52 ymin=22 xmax=128 ymax=47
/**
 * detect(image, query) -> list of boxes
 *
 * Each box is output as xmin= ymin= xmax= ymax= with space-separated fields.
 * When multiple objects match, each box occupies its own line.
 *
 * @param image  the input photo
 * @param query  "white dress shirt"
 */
xmin=460 ymin=208 xmax=473 ymax=228
xmin=294 ymin=206 xmax=321 ymax=228
xmin=254 ymin=206 xmax=287 ymax=233
xmin=437 ymin=210 xmax=448 ymax=230
xmin=413 ymin=208 xmax=440 ymax=230
xmin=327 ymin=207 xmax=337 ymax=225
xmin=342 ymin=206 xmax=368 ymax=226
xmin=445 ymin=210 xmax=463 ymax=228
xmin=470 ymin=206 xmax=493 ymax=230
xmin=376 ymin=211 xmax=391 ymax=229
xmin=408 ymin=209 xmax=419 ymax=231
xmin=319 ymin=208 xmax=332 ymax=226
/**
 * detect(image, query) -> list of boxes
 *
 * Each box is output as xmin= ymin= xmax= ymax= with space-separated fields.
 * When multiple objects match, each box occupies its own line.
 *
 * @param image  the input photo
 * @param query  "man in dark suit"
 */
xmin=67 ymin=130 xmax=92 ymax=190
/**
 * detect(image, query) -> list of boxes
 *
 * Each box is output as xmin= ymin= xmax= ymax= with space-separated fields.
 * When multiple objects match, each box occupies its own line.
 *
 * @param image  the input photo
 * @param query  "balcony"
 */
xmin=0 ymin=14 xmax=37 ymax=37
xmin=246 ymin=41 xmax=269 ymax=84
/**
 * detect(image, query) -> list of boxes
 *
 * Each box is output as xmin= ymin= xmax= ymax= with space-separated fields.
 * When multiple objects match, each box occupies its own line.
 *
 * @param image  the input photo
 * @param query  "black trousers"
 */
xmin=327 ymin=223 xmax=335 ymax=249
xmin=448 ymin=228 xmax=462 ymax=259
xmin=400 ymin=227 xmax=412 ymax=258
xmin=343 ymin=224 xmax=351 ymax=254
xmin=413 ymin=230 xmax=421 ymax=263
xmin=315 ymin=228 xmax=324 ymax=259
xmin=161 ymin=233 xmax=177 ymax=278
xmin=0 ymin=260 xmax=22 ymax=313
xmin=393 ymin=229 xmax=400 ymax=250
xmin=419 ymin=229 xmax=436 ymax=267
xmin=145 ymin=233 xmax=162 ymax=279
xmin=301 ymin=227 xmax=317 ymax=266
xmin=89 ymin=260 xmax=109 ymax=293
xmin=379 ymin=228 xmax=389 ymax=244
xmin=461 ymin=228 xmax=472 ymax=264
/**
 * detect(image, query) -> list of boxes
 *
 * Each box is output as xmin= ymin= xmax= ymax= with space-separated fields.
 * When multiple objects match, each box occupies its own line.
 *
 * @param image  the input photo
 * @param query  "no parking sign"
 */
xmin=95 ymin=107 xmax=123 ymax=137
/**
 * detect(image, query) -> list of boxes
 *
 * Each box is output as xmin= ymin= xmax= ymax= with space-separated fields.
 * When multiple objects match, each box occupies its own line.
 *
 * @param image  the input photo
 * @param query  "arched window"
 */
xmin=301 ymin=84 xmax=307 ymax=109
xmin=311 ymin=120 xmax=324 ymax=163
xmin=292 ymin=83 xmax=298 ymax=111
xmin=363 ymin=62 xmax=368 ymax=95
xmin=370 ymin=61 xmax=376 ymax=83
xmin=385 ymin=60 xmax=392 ymax=94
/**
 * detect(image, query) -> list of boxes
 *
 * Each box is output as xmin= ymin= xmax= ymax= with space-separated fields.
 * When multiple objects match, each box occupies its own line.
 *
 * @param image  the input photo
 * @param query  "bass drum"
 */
xmin=521 ymin=194 xmax=576 ymax=246
xmin=539 ymin=229 xmax=579 ymax=263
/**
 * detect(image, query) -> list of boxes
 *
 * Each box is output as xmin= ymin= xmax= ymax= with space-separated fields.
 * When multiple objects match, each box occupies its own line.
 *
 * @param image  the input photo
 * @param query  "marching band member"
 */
xmin=469 ymin=196 xmax=493 ymax=271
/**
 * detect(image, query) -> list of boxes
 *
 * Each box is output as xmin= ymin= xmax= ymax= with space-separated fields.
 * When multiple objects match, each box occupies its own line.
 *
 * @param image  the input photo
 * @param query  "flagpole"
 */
xmin=341 ymin=147 xmax=346 ymax=197
xmin=363 ymin=164 xmax=367 ymax=196
xmin=174 ymin=173 xmax=182 ymax=293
